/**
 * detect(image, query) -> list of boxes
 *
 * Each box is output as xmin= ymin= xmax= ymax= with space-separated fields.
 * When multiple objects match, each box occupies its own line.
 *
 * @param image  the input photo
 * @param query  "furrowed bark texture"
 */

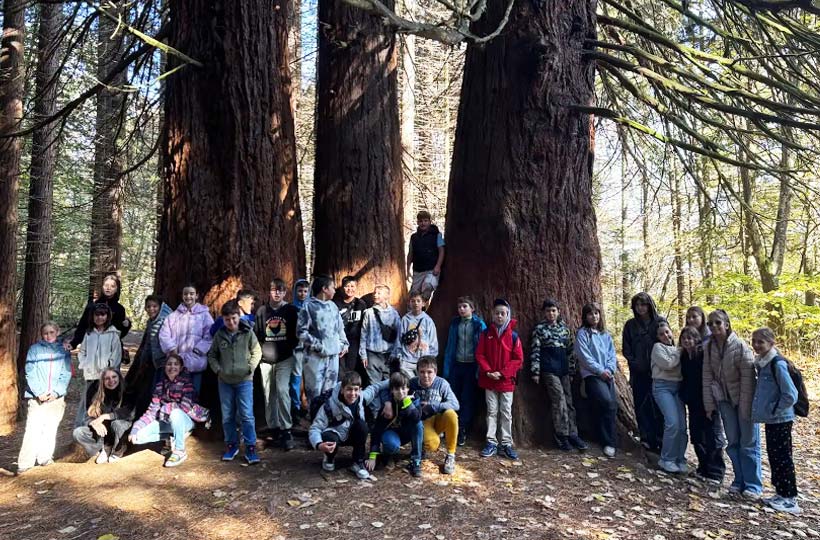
xmin=312 ymin=0 xmax=406 ymax=302
xmin=428 ymin=0 xmax=636 ymax=446
xmin=0 ymin=0 xmax=25 ymax=433
xmin=157 ymin=0 xmax=306 ymax=309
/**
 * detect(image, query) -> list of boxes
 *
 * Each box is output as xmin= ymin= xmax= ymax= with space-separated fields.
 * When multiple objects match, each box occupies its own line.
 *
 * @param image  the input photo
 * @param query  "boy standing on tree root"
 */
xmin=406 ymin=210 xmax=445 ymax=302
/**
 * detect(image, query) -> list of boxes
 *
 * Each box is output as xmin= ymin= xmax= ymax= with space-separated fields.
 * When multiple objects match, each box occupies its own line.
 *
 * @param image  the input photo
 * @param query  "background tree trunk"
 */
xmin=19 ymin=1 xmax=63 ymax=372
xmin=156 ymin=0 xmax=306 ymax=309
xmin=0 ymin=0 xmax=26 ymax=434
xmin=90 ymin=1 xmax=127 ymax=293
xmin=311 ymin=0 xmax=406 ymax=302
xmin=428 ymin=0 xmax=636 ymax=446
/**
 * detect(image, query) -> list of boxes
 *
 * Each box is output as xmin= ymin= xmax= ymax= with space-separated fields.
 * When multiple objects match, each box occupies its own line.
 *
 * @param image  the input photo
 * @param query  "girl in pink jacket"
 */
xmin=159 ymin=284 xmax=214 ymax=392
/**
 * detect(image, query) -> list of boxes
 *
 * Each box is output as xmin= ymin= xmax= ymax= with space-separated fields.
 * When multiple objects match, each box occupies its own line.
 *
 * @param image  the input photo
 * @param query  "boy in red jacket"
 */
xmin=476 ymin=299 xmax=523 ymax=459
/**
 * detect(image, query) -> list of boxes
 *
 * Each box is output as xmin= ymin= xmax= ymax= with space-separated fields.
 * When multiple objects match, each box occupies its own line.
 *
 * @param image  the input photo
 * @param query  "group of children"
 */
xmin=15 ymin=271 xmax=805 ymax=515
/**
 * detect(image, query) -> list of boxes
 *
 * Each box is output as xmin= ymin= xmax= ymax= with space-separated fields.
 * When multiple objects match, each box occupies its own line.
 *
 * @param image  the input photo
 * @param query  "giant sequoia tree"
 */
xmin=156 ymin=0 xmax=306 ymax=307
xmin=312 ymin=0 xmax=406 ymax=302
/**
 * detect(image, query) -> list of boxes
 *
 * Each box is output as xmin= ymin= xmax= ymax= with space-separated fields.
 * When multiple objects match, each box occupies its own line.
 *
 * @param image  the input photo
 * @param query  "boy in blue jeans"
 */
xmin=208 ymin=300 xmax=262 ymax=464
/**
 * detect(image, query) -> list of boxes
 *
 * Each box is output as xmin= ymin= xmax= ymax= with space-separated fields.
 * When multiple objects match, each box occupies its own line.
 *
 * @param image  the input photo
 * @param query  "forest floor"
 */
xmin=1 ymin=337 xmax=819 ymax=540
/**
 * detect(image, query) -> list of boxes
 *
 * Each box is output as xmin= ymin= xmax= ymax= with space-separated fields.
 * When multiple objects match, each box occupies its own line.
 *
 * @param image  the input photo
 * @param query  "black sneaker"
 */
xmin=281 ymin=430 xmax=295 ymax=451
xmin=567 ymin=434 xmax=589 ymax=451
xmin=406 ymin=460 xmax=422 ymax=478
xmin=556 ymin=436 xmax=572 ymax=452
xmin=457 ymin=431 xmax=467 ymax=447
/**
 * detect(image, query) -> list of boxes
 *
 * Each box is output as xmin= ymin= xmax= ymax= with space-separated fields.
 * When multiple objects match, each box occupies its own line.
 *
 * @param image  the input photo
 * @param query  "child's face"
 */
xmin=343 ymin=281 xmax=357 ymax=299
xmin=418 ymin=366 xmax=436 ymax=388
xmin=296 ymin=285 xmax=309 ymax=302
xmin=492 ymin=306 xmax=509 ymax=327
xmin=457 ymin=302 xmax=473 ymax=318
xmin=543 ymin=306 xmax=559 ymax=324
xmin=409 ymin=296 xmax=424 ymax=314
xmin=145 ymin=300 xmax=160 ymax=320
xmin=322 ymin=281 xmax=336 ymax=299
xmin=635 ymin=301 xmax=649 ymax=318
xmin=182 ymin=287 xmax=198 ymax=308
xmin=657 ymin=326 xmax=674 ymax=345
xmin=270 ymin=286 xmax=287 ymax=304
xmin=102 ymin=370 xmax=120 ymax=390
xmin=237 ymin=296 xmax=254 ymax=315
xmin=41 ymin=326 xmax=58 ymax=343
xmin=686 ymin=310 xmax=703 ymax=329
xmin=102 ymin=278 xmax=118 ymax=298
xmin=417 ymin=217 xmax=431 ymax=232
xmin=93 ymin=311 xmax=108 ymax=328
xmin=342 ymin=384 xmax=361 ymax=405
xmin=751 ymin=336 xmax=774 ymax=356
xmin=223 ymin=312 xmax=240 ymax=332
xmin=391 ymin=385 xmax=409 ymax=401
xmin=165 ymin=357 xmax=182 ymax=379
xmin=680 ymin=334 xmax=697 ymax=351
xmin=585 ymin=309 xmax=600 ymax=327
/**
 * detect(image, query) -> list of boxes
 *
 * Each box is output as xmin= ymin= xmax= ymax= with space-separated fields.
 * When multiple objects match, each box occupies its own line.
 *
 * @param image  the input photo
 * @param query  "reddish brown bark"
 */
xmin=311 ymin=0 xmax=406 ymax=303
xmin=428 ymin=0 xmax=635 ymax=446
xmin=0 ymin=0 xmax=25 ymax=433
xmin=19 ymin=2 xmax=63 ymax=372
xmin=156 ymin=0 xmax=306 ymax=309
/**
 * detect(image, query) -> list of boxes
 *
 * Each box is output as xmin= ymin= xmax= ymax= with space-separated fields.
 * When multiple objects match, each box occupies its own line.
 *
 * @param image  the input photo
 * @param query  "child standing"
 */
xmin=69 ymin=274 xmax=131 ymax=349
xmin=17 ymin=322 xmax=72 ymax=474
xmin=651 ymin=322 xmax=688 ymax=473
xmin=128 ymin=295 xmax=173 ymax=418
xmin=359 ymin=284 xmax=401 ymax=385
xmin=396 ymin=292 xmax=439 ymax=378
xmin=411 ymin=356 xmax=460 ymax=474
xmin=476 ymin=299 xmax=523 ymax=460
xmin=530 ymin=299 xmax=587 ymax=452
xmin=751 ymin=327 xmax=801 ymax=515
xmin=297 ymin=275 xmax=349 ymax=403
xmin=406 ymin=210 xmax=445 ymax=302
xmin=159 ymin=284 xmax=214 ymax=393
xmin=443 ymin=296 xmax=486 ymax=446
xmin=685 ymin=306 xmax=710 ymax=342
xmin=208 ymin=300 xmax=263 ymax=464
xmin=309 ymin=372 xmax=371 ymax=479
xmin=75 ymin=303 xmax=123 ymax=427
xmin=574 ymin=303 xmax=619 ymax=457
xmin=334 ymin=276 xmax=367 ymax=378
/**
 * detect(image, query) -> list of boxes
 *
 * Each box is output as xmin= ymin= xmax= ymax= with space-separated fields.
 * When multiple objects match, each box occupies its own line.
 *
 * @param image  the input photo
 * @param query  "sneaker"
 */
xmin=658 ymin=460 xmax=680 ymax=474
xmin=457 ymin=431 xmax=467 ymax=447
xmin=107 ymin=454 xmax=121 ymax=464
xmin=567 ymin=434 xmax=589 ymax=451
xmin=281 ymin=431 xmax=295 ymax=452
xmin=556 ymin=436 xmax=572 ymax=452
xmin=350 ymin=462 xmax=372 ymax=480
xmin=39 ymin=459 xmax=54 ymax=467
xmin=164 ymin=451 xmax=188 ymax=468
xmin=16 ymin=467 xmax=32 ymax=475
xmin=770 ymin=497 xmax=802 ymax=515
xmin=406 ymin=460 xmax=422 ymax=478
xmin=95 ymin=449 xmax=109 ymax=464
xmin=443 ymin=453 xmax=456 ymax=475
xmin=676 ymin=462 xmax=689 ymax=475
xmin=245 ymin=446 xmax=261 ymax=465
xmin=742 ymin=489 xmax=762 ymax=501
xmin=603 ymin=446 xmax=616 ymax=458
xmin=480 ymin=442 xmax=498 ymax=458
xmin=500 ymin=444 xmax=519 ymax=460
xmin=322 ymin=454 xmax=335 ymax=472
xmin=728 ymin=485 xmax=742 ymax=496
xmin=763 ymin=494 xmax=784 ymax=506
xmin=222 ymin=444 xmax=239 ymax=461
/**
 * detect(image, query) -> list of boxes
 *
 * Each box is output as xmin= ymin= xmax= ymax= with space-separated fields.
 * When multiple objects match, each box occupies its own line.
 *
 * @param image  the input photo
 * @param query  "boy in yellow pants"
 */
xmin=410 ymin=356 xmax=460 ymax=474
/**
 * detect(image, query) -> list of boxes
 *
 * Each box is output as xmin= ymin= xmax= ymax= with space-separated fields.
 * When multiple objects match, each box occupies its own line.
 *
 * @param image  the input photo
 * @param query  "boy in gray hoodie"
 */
xmin=298 ymin=276 xmax=349 ymax=404
xmin=395 ymin=292 xmax=439 ymax=378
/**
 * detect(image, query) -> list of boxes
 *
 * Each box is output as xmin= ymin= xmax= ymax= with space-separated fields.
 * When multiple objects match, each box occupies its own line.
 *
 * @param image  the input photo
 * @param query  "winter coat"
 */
xmin=208 ymin=320 xmax=262 ymax=384
xmin=297 ymin=297 xmax=348 ymax=358
xmin=358 ymin=304 xmax=401 ymax=358
xmin=702 ymin=332 xmax=756 ymax=419
xmin=140 ymin=302 xmax=173 ymax=369
xmin=574 ymin=327 xmax=618 ymax=379
xmin=410 ymin=376 xmax=460 ymax=419
xmin=24 ymin=340 xmax=72 ymax=400
xmin=78 ymin=326 xmax=123 ymax=381
xmin=70 ymin=280 xmax=130 ymax=349
xmin=651 ymin=342 xmax=682 ymax=382
xmin=131 ymin=369 xmax=199 ymax=432
xmin=529 ymin=320 xmax=574 ymax=377
xmin=159 ymin=303 xmax=214 ymax=373
xmin=443 ymin=315 xmax=486 ymax=378
xmin=475 ymin=320 xmax=524 ymax=393
xmin=308 ymin=383 xmax=366 ymax=448
xmin=622 ymin=296 xmax=665 ymax=375
xmin=395 ymin=311 xmax=439 ymax=366
xmin=751 ymin=349 xmax=797 ymax=424
xmin=255 ymin=302 xmax=300 ymax=362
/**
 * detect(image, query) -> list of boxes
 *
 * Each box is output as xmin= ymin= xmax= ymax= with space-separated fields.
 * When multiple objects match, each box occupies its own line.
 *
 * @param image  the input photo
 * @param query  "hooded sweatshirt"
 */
xmin=651 ymin=342 xmax=682 ymax=381
xmin=78 ymin=325 xmax=123 ymax=381
xmin=395 ymin=311 xmax=439 ymax=366
xmin=24 ymin=339 xmax=72 ymax=400
xmin=308 ymin=382 xmax=366 ymax=448
xmin=574 ymin=326 xmax=618 ymax=379
xmin=292 ymin=279 xmax=310 ymax=310
xmin=159 ymin=302 xmax=215 ymax=373
xmin=622 ymin=294 xmax=666 ymax=375
xmin=297 ymin=297 xmax=348 ymax=358
xmin=410 ymin=375 xmax=460 ymax=418
xmin=70 ymin=276 xmax=130 ymax=349
xmin=208 ymin=319 xmax=262 ymax=384
xmin=359 ymin=303 xmax=402 ymax=358
xmin=255 ymin=301 xmax=300 ymax=362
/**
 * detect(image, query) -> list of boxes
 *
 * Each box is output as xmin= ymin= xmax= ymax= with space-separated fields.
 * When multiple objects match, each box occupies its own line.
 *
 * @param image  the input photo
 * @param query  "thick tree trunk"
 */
xmin=428 ymin=0 xmax=636 ymax=446
xmin=90 ymin=1 xmax=127 ymax=293
xmin=0 ymin=0 xmax=25 ymax=434
xmin=157 ymin=0 xmax=306 ymax=308
xmin=312 ymin=0 xmax=406 ymax=301
xmin=19 ymin=2 xmax=63 ymax=372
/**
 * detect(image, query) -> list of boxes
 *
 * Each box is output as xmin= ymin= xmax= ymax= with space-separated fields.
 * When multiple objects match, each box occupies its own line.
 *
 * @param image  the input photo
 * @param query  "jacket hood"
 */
xmin=630 ymin=292 xmax=659 ymax=321
xmin=176 ymin=302 xmax=210 ymax=315
xmin=156 ymin=302 xmax=173 ymax=320
xmin=36 ymin=339 xmax=65 ymax=350
xmin=293 ymin=278 xmax=310 ymax=308
xmin=490 ymin=318 xmax=517 ymax=337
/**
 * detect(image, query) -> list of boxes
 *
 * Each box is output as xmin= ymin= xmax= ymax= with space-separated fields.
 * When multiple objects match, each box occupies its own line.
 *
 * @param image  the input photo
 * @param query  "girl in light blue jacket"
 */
xmin=751 ymin=327 xmax=800 ymax=515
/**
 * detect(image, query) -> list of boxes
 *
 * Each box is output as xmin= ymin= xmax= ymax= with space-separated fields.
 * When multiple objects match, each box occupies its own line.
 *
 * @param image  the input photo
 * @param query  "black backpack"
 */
xmin=771 ymin=356 xmax=809 ymax=418
xmin=308 ymin=388 xmax=345 ymax=426
xmin=373 ymin=308 xmax=398 ymax=343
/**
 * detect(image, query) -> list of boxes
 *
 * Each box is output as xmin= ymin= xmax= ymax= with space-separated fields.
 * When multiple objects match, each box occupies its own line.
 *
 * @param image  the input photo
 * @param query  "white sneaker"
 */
xmin=107 ymin=454 xmax=121 ymax=464
xmin=350 ymin=462 xmax=372 ymax=480
xmin=770 ymin=497 xmax=802 ymax=515
xmin=742 ymin=489 xmax=762 ymax=501
xmin=95 ymin=450 xmax=109 ymax=464
xmin=658 ymin=460 xmax=679 ymax=474
xmin=603 ymin=446 xmax=616 ymax=458
xmin=322 ymin=454 xmax=335 ymax=472
xmin=763 ymin=494 xmax=784 ymax=506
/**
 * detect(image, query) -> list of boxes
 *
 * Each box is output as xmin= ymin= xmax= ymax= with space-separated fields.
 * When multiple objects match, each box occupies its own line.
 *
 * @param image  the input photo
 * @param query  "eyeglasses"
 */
xmin=706 ymin=320 xmax=724 ymax=327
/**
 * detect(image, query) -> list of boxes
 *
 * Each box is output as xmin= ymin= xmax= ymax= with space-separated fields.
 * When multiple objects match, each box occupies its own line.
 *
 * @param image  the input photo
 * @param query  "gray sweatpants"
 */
xmin=303 ymin=353 xmax=339 ymax=404
xmin=259 ymin=356 xmax=296 ymax=430
xmin=364 ymin=351 xmax=391 ymax=385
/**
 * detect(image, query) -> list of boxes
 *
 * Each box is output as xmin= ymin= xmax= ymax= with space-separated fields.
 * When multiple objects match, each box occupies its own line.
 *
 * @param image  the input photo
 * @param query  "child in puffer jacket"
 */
xmin=159 ymin=284 xmax=214 ymax=393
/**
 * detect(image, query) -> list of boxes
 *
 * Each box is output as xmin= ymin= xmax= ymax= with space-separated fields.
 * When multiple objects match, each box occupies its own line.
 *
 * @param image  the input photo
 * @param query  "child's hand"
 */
xmin=365 ymin=458 xmax=376 ymax=472
xmin=600 ymin=371 xmax=612 ymax=381
xmin=382 ymin=402 xmax=394 ymax=420
xmin=531 ymin=376 xmax=539 ymax=385
xmin=90 ymin=419 xmax=108 ymax=437
xmin=341 ymin=347 xmax=349 ymax=357
xmin=318 ymin=441 xmax=336 ymax=453
xmin=361 ymin=356 xmax=368 ymax=368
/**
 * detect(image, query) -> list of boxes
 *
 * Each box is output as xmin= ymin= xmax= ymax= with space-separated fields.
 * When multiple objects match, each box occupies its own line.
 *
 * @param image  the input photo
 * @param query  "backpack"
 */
xmin=308 ymin=388 xmax=345 ymax=426
xmin=771 ymin=356 xmax=809 ymax=418
xmin=373 ymin=308 xmax=398 ymax=343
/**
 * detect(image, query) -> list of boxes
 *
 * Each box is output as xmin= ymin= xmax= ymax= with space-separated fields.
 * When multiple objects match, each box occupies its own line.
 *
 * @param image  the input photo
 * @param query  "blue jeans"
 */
xmin=218 ymin=380 xmax=256 ymax=446
xmin=449 ymin=362 xmax=477 ymax=433
xmin=132 ymin=408 xmax=194 ymax=451
xmin=191 ymin=372 xmax=203 ymax=395
xmin=652 ymin=379 xmax=688 ymax=465
xmin=584 ymin=376 xmax=618 ymax=448
xmin=718 ymin=401 xmax=762 ymax=494
xmin=381 ymin=421 xmax=424 ymax=463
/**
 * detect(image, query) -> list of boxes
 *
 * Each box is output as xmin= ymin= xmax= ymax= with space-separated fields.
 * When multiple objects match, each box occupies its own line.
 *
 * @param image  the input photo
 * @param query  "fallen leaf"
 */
xmin=97 ymin=535 xmax=120 ymax=540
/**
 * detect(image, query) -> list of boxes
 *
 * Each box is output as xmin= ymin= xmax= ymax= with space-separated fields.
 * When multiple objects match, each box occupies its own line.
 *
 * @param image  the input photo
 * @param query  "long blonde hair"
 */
xmin=87 ymin=368 xmax=124 ymax=418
